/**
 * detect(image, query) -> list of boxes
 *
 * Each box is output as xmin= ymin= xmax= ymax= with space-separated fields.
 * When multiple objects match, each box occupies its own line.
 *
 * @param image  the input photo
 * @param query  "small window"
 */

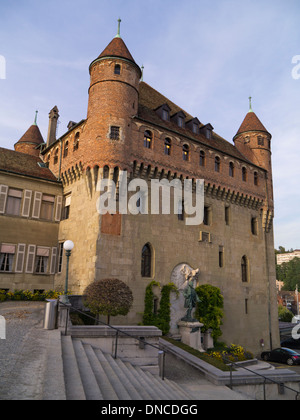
xmin=203 ymin=206 xmax=212 ymax=226
xmin=144 ymin=130 xmax=152 ymax=149
xmin=35 ymin=247 xmax=49 ymax=274
xmin=141 ymin=243 xmax=152 ymax=277
xmin=251 ymin=217 xmax=258 ymax=235
xmin=241 ymin=256 xmax=249 ymax=283
xmin=200 ymin=151 xmax=205 ymax=167
xmin=225 ymin=206 xmax=230 ymax=226
xmin=62 ymin=195 xmax=71 ymax=220
xmin=110 ymin=126 xmax=120 ymax=140
xmin=229 ymin=162 xmax=234 ymax=177
xmin=114 ymin=64 xmax=121 ymax=75
xmin=73 ymin=133 xmax=79 ymax=151
xmin=206 ymin=129 xmax=212 ymax=140
xmin=40 ymin=195 xmax=55 ymax=221
xmin=215 ymin=156 xmax=220 ymax=172
xmin=219 ymin=246 xmax=224 ymax=268
xmin=183 ymin=144 xmax=189 ymax=161
xmin=54 ymin=148 xmax=59 ymax=165
xmin=257 ymin=136 xmax=264 ymax=146
xmin=254 ymin=172 xmax=259 ymax=186
xmin=164 ymin=138 xmax=171 ymax=155
xmin=63 ymin=141 xmax=69 ymax=158
xmin=178 ymin=116 xmax=184 ymax=128
xmin=193 ymin=123 xmax=199 ymax=134
xmin=162 ymin=109 xmax=169 ymax=121
xmin=0 ymin=244 xmax=15 ymax=272
xmin=6 ymin=188 xmax=22 ymax=216
xmin=242 ymin=167 xmax=247 ymax=182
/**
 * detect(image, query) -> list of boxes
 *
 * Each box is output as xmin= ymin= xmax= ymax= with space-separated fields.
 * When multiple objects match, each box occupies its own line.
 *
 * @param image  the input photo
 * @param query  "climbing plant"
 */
xmin=142 ymin=281 xmax=178 ymax=335
xmin=195 ymin=284 xmax=224 ymax=342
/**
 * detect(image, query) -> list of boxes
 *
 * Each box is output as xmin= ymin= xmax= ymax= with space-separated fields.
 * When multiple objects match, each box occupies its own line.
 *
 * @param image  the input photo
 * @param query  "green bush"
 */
xmin=0 ymin=289 xmax=62 ymax=302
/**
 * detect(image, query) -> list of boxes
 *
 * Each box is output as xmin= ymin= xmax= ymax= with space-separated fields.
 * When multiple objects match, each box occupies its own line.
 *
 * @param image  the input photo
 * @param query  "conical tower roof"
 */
xmin=234 ymin=98 xmax=271 ymax=139
xmin=97 ymin=36 xmax=136 ymax=63
xmin=15 ymin=124 xmax=44 ymax=146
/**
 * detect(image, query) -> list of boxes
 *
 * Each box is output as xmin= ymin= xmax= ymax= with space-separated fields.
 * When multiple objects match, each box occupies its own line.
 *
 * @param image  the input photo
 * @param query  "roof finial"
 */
xmin=34 ymin=110 xmax=38 ymax=125
xmin=141 ymin=65 xmax=144 ymax=81
xmin=116 ymin=18 xmax=121 ymax=38
xmin=248 ymin=96 xmax=253 ymax=113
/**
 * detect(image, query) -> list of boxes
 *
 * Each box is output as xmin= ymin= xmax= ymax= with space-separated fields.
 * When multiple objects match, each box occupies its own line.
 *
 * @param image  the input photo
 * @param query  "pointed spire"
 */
xmin=115 ymin=18 xmax=122 ymax=38
xmin=34 ymin=110 xmax=38 ymax=125
xmin=248 ymin=96 xmax=253 ymax=113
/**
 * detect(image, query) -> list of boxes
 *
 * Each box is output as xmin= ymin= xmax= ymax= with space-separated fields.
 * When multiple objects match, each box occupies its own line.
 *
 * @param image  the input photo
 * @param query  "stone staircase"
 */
xmin=61 ymin=336 xmax=193 ymax=400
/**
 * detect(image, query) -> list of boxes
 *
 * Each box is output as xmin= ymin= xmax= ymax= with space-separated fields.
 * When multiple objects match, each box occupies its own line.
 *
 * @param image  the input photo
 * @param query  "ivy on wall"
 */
xmin=142 ymin=280 xmax=178 ymax=335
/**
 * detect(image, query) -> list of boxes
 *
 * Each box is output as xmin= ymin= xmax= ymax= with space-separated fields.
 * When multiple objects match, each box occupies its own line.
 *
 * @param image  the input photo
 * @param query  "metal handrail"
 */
xmin=224 ymin=357 xmax=300 ymax=400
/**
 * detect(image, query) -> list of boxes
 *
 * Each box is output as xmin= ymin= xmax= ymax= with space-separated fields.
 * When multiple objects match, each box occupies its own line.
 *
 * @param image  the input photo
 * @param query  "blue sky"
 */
xmin=0 ymin=0 xmax=299 ymax=249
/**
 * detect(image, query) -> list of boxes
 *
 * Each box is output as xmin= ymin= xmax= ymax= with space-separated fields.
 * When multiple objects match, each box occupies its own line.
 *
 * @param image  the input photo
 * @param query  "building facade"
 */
xmin=0 ymin=27 xmax=279 ymax=353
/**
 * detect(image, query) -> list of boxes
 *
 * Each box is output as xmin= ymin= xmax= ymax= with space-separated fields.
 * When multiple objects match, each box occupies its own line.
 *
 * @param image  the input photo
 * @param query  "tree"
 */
xmin=195 ymin=284 xmax=224 ymax=342
xmin=83 ymin=279 xmax=133 ymax=324
xmin=278 ymin=304 xmax=294 ymax=322
xmin=278 ymin=257 xmax=300 ymax=291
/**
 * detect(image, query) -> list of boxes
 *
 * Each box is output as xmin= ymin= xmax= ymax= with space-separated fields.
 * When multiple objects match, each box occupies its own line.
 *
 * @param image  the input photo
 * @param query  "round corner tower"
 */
xmin=86 ymin=22 xmax=141 ymax=170
xmin=233 ymin=100 xmax=274 ymax=213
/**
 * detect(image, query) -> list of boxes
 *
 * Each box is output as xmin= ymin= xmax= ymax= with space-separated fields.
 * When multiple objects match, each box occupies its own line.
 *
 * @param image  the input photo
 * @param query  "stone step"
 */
xmin=61 ymin=336 xmax=86 ymax=400
xmin=72 ymin=339 xmax=104 ymax=400
xmin=82 ymin=343 xmax=119 ymax=400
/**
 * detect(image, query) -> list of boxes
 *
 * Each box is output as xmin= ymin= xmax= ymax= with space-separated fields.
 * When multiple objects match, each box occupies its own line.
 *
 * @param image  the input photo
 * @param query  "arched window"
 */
xmin=141 ymin=243 xmax=152 ymax=277
xmin=144 ymin=130 xmax=152 ymax=149
xmin=164 ymin=138 xmax=171 ymax=155
xmin=183 ymin=144 xmax=189 ymax=161
xmin=254 ymin=172 xmax=258 ymax=186
xmin=200 ymin=151 xmax=205 ymax=167
xmin=64 ymin=141 xmax=69 ymax=158
xmin=74 ymin=133 xmax=79 ymax=151
xmin=54 ymin=148 xmax=59 ymax=165
xmin=215 ymin=156 xmax=220 ymax=172
xmin=242 ymin=167 xmax=247 ymax=182
xmin=241 ymin=256 xmax=249 ymax=283
xmin=229 ymin=162 xmax=234 ymax=177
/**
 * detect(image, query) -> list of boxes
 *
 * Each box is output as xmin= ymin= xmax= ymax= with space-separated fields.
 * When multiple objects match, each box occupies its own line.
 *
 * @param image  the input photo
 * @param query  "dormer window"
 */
xmin=186 ymin=117 xmax=200 ymax=135
xmin=200 ymin=123 xmax=214 ymax=140
xmin=155 ymin=104 xmax=171 ymax=122
xmin=171 ymin=111 xmax=186 ymax=128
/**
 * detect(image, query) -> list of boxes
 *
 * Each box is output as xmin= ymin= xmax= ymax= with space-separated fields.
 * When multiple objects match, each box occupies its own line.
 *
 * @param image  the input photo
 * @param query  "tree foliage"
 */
xmin=195 ymin=284 xmax=224 ymax=341
xmin=277 ymin=257 xmax=300 ymax=291
xmin=278 ymin=304 xmax=294 ymax=322
xmin=83 ymin=278 xmax=133 ymax=324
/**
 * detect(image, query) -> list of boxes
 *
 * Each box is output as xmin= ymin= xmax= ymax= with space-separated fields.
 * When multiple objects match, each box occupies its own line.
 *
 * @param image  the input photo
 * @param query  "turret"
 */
xmin=14 ymin=111 xmax=45 ymax=157
xmin=234 ymin=98 xmax=274 ymax=225
xmin=85 ymin=19 xmax=141 ymax=169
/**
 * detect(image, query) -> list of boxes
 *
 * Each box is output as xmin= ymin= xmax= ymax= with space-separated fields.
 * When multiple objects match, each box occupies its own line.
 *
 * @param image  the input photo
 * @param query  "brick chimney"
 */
xmin=46 ymin=106 xmax=59 ymax=147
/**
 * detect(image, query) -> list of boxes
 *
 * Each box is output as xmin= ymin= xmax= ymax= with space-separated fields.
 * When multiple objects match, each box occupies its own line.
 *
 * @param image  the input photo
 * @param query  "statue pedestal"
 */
xmin=177 ymin=321 xmax=205 ymax=352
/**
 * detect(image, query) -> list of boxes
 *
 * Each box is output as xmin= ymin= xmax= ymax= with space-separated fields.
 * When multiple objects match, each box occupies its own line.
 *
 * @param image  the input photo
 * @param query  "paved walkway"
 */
xmin=0 ymin=301 xmax=51 ymax=400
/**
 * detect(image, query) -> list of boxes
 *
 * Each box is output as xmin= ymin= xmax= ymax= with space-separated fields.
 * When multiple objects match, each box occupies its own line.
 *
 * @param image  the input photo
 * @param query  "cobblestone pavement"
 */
xmin=0 ymin=301 xmax=48 ymax=400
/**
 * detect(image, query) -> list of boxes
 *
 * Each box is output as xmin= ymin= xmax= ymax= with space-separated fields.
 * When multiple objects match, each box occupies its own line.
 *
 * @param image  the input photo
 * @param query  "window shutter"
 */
xmin=26 ymin=245 xmax=36 ymax=273
xmin=50 ymin=247 xmax=57 ymax=274
xmin=0 ymin=185 xmax=8 ymax=214
xmin=15 ymin=244 xmax=26 ymax=273
xmin=55 ymin=196 xmax=63 ymax=222
xmin=32 ymin=192 xmax=42 ymax=219
xmin=21 ymin=190 xmax=32 ymax=217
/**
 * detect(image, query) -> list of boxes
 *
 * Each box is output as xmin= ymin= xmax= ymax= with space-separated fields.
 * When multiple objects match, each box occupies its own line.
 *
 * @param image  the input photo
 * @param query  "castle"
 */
xmin=0 ymin=22 xmax=279 ymax=353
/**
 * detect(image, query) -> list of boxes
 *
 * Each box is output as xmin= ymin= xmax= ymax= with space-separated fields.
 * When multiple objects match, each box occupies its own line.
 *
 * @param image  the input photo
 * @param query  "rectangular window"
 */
xmin=219 ymin=246 xmax=224 ymax=268
xmin=225 ymin=206 xmax=230 ymax=226
xmin=245 ymin=299 xmax=248 ymax=315
xmin=0 ymin=185 xmax=8 ymax=214
xmin=110 ymin=126 xmax=120 ymax=140
xmin=0 ymin=244 xmax=15 ymax=272
xmin=35 ymin=247 xmax=50 ymax=274
xmin=40 ymin=195 xmax=55 ymax=220
xmin=62 ymin=195 xmax=71 ymax=220
xmin=203 ymin=206 xmax=212 ymax=226
xmin=6 ymin=189 xmax=22 ymax=216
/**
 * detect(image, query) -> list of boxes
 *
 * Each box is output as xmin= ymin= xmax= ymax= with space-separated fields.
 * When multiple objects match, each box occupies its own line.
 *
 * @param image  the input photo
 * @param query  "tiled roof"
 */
xmin=137 ymin=82 xmax=254 ymax=163
xmin=0 ymin=147 xmax=58 ymax=182
xmin=97 ymin=37 xmax=136 ymax=63
xmin=15 ymin=124 xmax=45 ymax=145
xmin=235 ymin=111 xmax=270 ymax=137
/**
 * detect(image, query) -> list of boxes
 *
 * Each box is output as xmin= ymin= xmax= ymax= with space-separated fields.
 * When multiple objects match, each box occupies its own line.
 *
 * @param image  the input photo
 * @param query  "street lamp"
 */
xmin=61 ymin=240 xmax=74 ymax=304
